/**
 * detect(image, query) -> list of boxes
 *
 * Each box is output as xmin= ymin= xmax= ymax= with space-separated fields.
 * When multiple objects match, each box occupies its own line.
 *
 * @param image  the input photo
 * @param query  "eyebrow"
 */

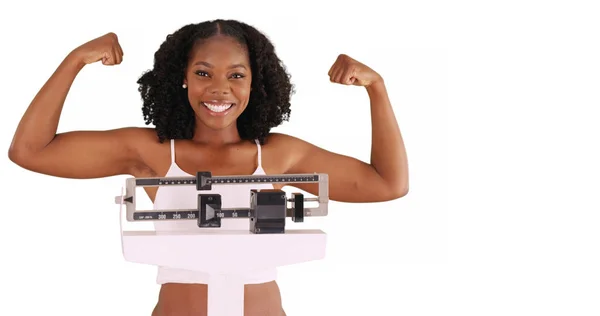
xmin=193 ymin=61 xmax=247 ymax=70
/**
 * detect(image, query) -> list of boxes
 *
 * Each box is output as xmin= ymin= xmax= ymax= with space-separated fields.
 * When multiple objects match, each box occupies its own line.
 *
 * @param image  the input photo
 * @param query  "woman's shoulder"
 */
xmin=264 ymin=132 xmax=303 ymax=144
xmin=117 ymin=126 xmax=163 ymax=144
xmin=264 ymin=132 xmax=301 ymax=151
xmin=109 ymin=126 xmax=156 ymax=139
xmin=264 ymin=132 xmax=317 ymax=150
xmin=126 ymin=126 xmax=158 ymax=137
xmin=262 ymin=132 xmax=316 ymax=172
xmin=112 ymin=126 xmax=166 ymax=153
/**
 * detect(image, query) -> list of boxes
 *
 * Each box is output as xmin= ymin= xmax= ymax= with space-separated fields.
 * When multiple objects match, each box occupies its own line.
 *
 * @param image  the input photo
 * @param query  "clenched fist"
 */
xmin=327 ymin=54 xmax=382 ymax=87
xmin=71 ymin=32 xmax=124 ymax=66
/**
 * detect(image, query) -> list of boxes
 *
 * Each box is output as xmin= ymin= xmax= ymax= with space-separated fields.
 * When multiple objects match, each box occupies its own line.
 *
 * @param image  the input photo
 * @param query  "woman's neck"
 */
xmin=191 ymin=123 xmax=243 ymax=146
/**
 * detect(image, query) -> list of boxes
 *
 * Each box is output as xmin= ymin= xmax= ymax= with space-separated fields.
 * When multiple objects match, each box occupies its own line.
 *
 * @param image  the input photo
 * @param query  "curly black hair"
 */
xmin=137 ymin=19 xmax=294 ymax=144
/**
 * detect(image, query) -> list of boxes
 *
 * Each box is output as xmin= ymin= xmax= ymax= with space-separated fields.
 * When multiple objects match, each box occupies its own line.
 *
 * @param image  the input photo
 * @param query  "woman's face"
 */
xmin=184 ymin=35 xmax=252 ymax=132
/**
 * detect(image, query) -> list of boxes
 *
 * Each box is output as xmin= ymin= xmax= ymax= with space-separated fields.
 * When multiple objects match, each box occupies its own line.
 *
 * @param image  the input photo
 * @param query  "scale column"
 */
xmin=207 ymin=273 xmax=245 ymax=316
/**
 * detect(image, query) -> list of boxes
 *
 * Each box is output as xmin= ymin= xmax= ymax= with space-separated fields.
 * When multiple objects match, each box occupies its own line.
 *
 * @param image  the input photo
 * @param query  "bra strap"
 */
xmin=170 ymin=139 xmax=175 ymax=163
xmin=254 ymin=139 xmax=262 ymax=168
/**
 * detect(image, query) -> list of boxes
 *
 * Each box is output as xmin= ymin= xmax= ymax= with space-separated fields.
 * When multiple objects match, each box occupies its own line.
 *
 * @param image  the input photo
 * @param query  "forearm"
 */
xmin=366 ymin=80 xmax=409 ymax=194
xmin=9 ymin=52 xmax=85 ymax=155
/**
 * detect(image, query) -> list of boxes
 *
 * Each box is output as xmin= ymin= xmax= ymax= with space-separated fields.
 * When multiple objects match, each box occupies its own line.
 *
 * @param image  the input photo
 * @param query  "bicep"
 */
xmin=9 ymin=127 xmax=145 ymax=179
xmin=285 ymin=140 xmax=394 ymax=202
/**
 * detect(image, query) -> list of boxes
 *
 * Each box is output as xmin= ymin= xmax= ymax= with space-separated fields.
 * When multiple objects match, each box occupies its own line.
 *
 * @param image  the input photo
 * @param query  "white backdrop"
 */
xmin=2 ymin=0 xmax=597 ymax=315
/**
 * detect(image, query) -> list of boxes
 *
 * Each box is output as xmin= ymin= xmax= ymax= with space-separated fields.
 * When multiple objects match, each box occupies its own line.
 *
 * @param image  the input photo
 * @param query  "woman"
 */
xmin=8 ymin=19 xmax=408 ymax=316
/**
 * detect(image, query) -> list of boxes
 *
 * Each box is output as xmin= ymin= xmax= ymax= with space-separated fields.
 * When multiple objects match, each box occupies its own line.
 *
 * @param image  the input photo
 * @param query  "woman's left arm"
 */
xmin=284 ymin=54 xmax=408 ymax=203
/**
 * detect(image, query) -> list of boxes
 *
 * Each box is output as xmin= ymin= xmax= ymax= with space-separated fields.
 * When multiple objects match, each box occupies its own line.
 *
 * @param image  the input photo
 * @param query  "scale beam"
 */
xmin=115 ymin=171 xmax=329 ymax=234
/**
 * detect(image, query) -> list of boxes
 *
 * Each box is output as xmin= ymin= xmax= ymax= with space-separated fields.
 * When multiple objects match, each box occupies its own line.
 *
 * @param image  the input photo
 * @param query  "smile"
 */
xmin=202 ymin=101 xmax=235 ymax=115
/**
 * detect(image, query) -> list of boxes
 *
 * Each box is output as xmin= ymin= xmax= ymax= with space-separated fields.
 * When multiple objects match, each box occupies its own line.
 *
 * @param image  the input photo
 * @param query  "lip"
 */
xmin=201 ymin=101 xmax=236 ymax=117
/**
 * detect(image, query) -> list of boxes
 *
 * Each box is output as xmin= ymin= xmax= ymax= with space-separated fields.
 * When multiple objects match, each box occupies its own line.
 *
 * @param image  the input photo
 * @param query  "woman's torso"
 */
xmin=132 ymin=132 xmax=287 ymax=315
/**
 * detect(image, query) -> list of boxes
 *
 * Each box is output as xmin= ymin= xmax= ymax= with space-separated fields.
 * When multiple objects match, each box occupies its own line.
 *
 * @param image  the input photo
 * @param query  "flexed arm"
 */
xmin=8 ymin=33 xmax=146 ymax=179
xmin=285 ymin=54 xmax=408 ymax=202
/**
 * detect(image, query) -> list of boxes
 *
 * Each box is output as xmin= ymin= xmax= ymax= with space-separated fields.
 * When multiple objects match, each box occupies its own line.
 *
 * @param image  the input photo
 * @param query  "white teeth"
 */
xmin=203 ymin=102 xmax=233 ymax=113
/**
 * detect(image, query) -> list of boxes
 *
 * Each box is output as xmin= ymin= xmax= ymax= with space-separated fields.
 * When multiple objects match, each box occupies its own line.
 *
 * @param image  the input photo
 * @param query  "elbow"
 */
xmin=389 ymin=185 xmax=409 ymax=199
xmin=375 ymin=169 xmax=408 ymax=200
xmin=8 ymin=144 xmax=34 ymax=167
xmin=384 ymin=176 xmax=409 ymax=200
xmin=371 ymin=175 xmax=409 ymax=202
xmin=8 ymin=145 xmax=22 ymax=164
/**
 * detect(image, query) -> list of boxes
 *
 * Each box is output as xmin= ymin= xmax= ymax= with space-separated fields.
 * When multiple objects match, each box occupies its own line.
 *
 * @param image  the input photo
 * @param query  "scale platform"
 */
xmin=115 ymin=171 xmax=329 ymax=316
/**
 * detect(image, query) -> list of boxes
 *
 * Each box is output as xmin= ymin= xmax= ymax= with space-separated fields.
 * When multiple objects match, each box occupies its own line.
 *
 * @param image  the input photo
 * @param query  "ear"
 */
xmin=182 ymin=70 xmax=188 ymax=86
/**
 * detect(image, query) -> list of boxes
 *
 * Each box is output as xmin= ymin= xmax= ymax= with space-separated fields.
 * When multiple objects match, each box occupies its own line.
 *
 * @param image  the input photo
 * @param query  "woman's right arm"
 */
xmin=8 ymin=32 xmax=146 ymax=179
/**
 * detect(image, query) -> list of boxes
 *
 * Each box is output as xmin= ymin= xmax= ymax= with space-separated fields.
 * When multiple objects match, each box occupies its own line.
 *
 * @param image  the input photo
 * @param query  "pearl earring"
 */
xmin=182 ymin=83 xmax=187 ymax=88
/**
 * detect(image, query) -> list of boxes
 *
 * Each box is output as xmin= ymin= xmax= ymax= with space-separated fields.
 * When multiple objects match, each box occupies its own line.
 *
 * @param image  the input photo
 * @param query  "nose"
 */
xmin=209 ymin=77 xmax=230 ymax=95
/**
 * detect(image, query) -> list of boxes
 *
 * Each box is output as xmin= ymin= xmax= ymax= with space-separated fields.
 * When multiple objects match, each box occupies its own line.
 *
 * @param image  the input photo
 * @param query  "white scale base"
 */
xmin=121 ymin=229 xmax=327 ymax=315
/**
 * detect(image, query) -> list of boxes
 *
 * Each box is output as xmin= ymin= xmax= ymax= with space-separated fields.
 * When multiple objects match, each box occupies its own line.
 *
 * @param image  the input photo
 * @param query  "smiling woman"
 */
xmin=8 ymin=18 xmax=409 ymax=316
